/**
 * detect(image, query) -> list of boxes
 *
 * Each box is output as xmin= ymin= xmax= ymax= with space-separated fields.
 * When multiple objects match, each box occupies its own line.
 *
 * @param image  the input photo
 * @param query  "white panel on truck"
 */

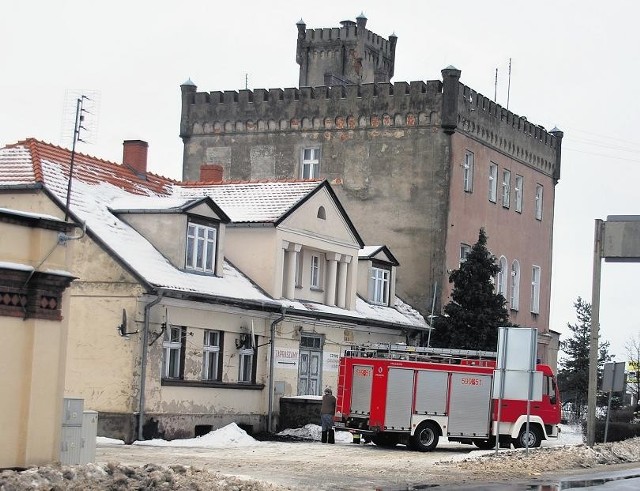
xmin=448 ymin=372 xmax=492 ymax=437
xmin=415 ymin=370 xmax=449 ymax=415
xmin=351 ymin=364 xmax=374 ymax=415
xmin=384 ymin=368 xmax=414 ymax=430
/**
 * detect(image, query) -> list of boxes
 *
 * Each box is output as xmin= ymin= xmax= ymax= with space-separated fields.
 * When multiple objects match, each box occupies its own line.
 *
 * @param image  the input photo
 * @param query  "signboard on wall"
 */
xmin=323 ymin=352 xmax=340 ymax=372
xmin=274 ymin=348 xmax=299 ymax=370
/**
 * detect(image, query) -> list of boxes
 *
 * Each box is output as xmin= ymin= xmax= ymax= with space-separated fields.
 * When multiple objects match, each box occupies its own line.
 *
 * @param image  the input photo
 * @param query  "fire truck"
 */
xmin=334 ymin=343 xmax=561 ymax=451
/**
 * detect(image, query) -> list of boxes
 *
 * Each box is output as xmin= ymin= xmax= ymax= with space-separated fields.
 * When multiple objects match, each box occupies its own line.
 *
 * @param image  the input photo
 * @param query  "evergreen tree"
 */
xmin=431 ymin=228 xmax=510 ymax=351
xmin=557 ymin=297 xmax=612 ymax=421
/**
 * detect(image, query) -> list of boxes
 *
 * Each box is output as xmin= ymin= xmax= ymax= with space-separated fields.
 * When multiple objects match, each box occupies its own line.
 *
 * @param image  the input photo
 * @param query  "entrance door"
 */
xmin=298 ymin=334 xmax=323 ymax=395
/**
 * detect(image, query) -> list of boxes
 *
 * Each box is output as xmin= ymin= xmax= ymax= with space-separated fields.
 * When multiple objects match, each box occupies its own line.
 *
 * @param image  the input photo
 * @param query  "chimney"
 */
xmin=200 ymin=163 xmax=224 ymax=183
xmin=122 ymin=140 xmax=148 ymax=174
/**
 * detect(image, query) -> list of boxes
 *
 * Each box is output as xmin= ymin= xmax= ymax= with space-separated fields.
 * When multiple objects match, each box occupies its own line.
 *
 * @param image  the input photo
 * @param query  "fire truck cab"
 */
xmin=334 ymin=344 xmax=561 ymax=451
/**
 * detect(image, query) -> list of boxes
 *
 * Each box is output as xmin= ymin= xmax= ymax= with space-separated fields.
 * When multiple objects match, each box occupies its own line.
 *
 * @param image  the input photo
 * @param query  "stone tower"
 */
xmin=296 ymin=14 xmax=397 ymax=87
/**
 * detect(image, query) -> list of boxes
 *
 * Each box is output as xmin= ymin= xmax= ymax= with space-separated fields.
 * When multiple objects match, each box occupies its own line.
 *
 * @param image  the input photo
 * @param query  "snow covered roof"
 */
xmin=176 ymin=181 xmax=324 ymax=223
xmin=0 ymin=139 xmax=427 ymax=330
xmin=358 ymin=244 xmax=399 ymax=266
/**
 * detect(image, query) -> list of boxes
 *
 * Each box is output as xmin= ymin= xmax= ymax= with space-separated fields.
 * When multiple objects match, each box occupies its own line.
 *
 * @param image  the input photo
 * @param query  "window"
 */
xmin=463 ymin=151 xmax=474 ymax=192
xmin=497 ymin=256 xmax=508 ymax=297
xmin=310 ymin=254 xmax=322 ymax=289
xmin=460 ymin=243 xmax=472 ymax=264
xmin=163 ymin=326 xmax=186 ymax=379
xmin=531 ymin=265 xmax=541 ymax=314
xmin=186 ymin=221 xmax=217 ymax=273
xmin=510 ymin=260 xmax=520 ymax=311
xmin=501 ymin=170 xmax=511 ymax=208
xmin=202 ymin=330 xmax=221 ymax=381
xmin=369 ymin=266 xmax=390 ymax=305
xmin=301 ymin=148 xmax=320 ymax=179
xmin=535 ymin=184 xmax=544 ymax=220
xmin=238 ymin=335 xmax=256 ymax=383
xmin=514 ymin=175 xmax=523 ymax=213
xmin=488 ymin=163 xmax=498 ymax=202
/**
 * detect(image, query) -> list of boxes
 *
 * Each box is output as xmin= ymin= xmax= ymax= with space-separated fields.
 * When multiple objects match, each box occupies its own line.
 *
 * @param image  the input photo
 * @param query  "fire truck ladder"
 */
xmin=344 ymin=343 xmax=497 ymax=365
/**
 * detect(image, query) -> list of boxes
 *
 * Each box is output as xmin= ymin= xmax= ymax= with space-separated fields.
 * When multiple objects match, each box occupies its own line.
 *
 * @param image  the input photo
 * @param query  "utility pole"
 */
xmin=587 ymin=219 xmax=604 ymax=447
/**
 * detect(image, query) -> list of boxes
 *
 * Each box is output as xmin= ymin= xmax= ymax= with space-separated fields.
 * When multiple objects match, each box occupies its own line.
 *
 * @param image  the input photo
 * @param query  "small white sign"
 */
xmin=323 ymin=351 xmax=340 ymax=373
xmin=274 ymin=348 xmax=299 ymax=370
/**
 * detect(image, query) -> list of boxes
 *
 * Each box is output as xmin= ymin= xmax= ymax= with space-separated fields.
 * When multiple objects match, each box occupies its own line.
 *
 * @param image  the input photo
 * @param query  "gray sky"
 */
xmin=2 ymin=0 xmax=639 ymax=361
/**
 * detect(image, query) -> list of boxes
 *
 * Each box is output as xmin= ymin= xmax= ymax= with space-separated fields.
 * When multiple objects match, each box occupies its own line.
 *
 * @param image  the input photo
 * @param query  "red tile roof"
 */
xmin=2 ymin=138 xmax=176 ymax=195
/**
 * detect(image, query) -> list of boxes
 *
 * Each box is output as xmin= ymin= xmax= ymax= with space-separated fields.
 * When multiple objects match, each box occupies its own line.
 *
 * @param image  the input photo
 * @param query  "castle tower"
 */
xmin=296 ymin=14 xmax=397 ymax=87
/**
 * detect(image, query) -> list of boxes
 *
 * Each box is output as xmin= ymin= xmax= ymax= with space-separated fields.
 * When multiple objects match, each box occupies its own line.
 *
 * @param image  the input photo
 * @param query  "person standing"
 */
xmin=320 ymin=387 xmax=336 ymax=444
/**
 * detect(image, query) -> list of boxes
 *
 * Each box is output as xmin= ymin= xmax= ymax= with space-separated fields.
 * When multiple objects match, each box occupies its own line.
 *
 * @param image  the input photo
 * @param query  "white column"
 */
xmin=325 ymin=253 xmax=341 ymax=306
xmin=283 ymin=242 xmax=301 ymax=299
xmin=336 ymin=256 xmax=351 ymax=309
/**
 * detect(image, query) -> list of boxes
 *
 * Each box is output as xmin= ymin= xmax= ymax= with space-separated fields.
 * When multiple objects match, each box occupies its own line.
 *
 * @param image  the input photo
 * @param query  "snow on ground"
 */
xmin=96 ymin=436 xmax=125 ymax=445
xmin=132 ymin=422 xmax=261 ymax=448
xmin=4 ymin=423 xmax=636 ymax=491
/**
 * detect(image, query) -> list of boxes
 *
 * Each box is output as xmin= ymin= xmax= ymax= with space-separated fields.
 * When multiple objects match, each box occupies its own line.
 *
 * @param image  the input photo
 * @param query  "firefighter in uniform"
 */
xmin=320 ymin=387 xmax=336 ymax=443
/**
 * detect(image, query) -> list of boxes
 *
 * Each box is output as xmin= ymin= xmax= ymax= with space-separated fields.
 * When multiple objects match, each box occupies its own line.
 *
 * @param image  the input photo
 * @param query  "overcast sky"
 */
xmin=2 ymin=1 xmax=639 ymax=361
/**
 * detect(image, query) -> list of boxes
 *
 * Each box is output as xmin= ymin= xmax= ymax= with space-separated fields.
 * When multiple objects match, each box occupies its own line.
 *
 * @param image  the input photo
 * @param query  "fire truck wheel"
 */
xmin=371 ymin=433 xmax=398 ymax=448
xmin=513 ymin=425 xmax=543 ymax=448
xmin=410 ymin=421 xmax=439 ymax=452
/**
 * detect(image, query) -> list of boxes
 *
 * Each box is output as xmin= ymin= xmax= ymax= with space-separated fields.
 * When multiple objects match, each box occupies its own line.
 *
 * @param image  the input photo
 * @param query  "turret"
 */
xmin=295 ymin=15 xmax=397 ymax=87
xmin=441 ymin=66 xmax=462 ymax=134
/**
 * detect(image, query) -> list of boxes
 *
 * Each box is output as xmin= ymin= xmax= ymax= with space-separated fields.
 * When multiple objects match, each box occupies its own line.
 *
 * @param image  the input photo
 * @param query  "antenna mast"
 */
xmin=506 ymin=58 xmax=512 ymax=110
xmin=64 ymin=95 xmax=89 ymax=222
xmin=494 ymin=67 xmax=498 ymax=102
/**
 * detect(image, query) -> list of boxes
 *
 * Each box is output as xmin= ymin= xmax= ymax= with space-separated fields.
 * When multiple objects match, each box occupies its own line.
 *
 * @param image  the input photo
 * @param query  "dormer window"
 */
xmin=369 ymin=265 xmax=390 ymax=305
xmin=186 ymin=219 xmax=218 ymax=273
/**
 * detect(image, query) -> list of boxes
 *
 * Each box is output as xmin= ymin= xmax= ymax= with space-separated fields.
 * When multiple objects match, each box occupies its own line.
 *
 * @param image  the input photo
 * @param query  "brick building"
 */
xmin=178 ymin=15 xmax=562 ymax=365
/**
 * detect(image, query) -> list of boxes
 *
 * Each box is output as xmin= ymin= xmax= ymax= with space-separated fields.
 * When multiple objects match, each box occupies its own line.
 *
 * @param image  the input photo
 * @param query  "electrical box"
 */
xmin=79 ymin=411 xmax=98 ymax=464
xmin=62 ymin=398 xmax=84 ymax=427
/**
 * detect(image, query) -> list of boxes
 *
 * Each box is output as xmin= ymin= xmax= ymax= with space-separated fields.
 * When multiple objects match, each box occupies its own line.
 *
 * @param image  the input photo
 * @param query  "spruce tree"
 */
xmin=431 ymin=228 xmax=509 ymax=351
xmin=558 ymin=297 xmax=612 ymax=421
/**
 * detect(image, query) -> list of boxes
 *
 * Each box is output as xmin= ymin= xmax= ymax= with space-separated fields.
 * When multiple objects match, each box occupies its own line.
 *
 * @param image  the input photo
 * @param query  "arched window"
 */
xmin=497 ymin=256 xmax=508 ymax=297
xmin=510 ymin=260 xmax=520 ymax=311
xmin=317 ymin=206 xmax=326 ymax=220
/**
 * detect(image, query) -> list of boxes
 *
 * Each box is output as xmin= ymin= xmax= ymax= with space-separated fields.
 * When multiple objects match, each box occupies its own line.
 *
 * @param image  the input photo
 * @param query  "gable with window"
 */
xmin=463 ymin=151 xmax=474 ymax=192
xmin=186 ymin=219 xmax=218 ymax=274
xmin=163 ymin=326 xmax=186 ymax=379
xmin=501 ymin=170 xmax=511 ymax=208
xmin=301 ymin=147 xmax=320 ymax=179
xmin=488 ymin=162 xmax=498 ymax=202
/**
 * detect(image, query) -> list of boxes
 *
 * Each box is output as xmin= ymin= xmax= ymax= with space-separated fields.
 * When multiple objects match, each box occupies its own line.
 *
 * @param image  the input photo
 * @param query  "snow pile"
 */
xmin=133 ymin=422 xmax=260 ymax=448
xmin=97 ymin=436 xmax=125 ymax=445
xmin=277 ymin=423 xmax=358 ymax=443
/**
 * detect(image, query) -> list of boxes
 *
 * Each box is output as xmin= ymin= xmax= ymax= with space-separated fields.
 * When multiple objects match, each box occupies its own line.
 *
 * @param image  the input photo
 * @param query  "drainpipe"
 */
xmin=267 ymin=307 xmax=287 ymax=433
xmin=137 ymin=293 xmax=163 ymax=441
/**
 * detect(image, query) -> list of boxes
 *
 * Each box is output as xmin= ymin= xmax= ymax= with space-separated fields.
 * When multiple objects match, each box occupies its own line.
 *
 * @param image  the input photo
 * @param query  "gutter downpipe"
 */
xmin=267 ymin=307 xmax=287 ymax=433
xmin=138 ymin=293 xmax=163 ymax=441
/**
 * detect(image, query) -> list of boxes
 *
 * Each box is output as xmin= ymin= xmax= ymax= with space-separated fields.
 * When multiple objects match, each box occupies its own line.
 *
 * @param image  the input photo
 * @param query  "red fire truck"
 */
xmin=334 ymin=343 xmax=561 ymax=451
